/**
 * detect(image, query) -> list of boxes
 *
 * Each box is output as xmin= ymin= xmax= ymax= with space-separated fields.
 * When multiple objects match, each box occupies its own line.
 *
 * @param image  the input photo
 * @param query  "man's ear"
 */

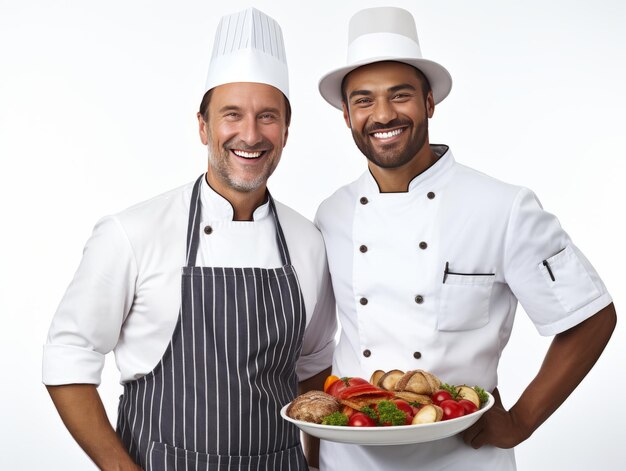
xmin=342 ymin=102 xmax=352 ymax=128
xmin=197 ymin=112 xmax=209 ymax=145
xmin=426 ymin=91 xmax=435 ymax=118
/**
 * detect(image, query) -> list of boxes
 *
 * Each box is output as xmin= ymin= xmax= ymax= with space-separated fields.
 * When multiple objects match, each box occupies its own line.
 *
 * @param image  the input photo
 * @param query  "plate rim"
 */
xmin=280 ymin=391 xmax=494 ymax=445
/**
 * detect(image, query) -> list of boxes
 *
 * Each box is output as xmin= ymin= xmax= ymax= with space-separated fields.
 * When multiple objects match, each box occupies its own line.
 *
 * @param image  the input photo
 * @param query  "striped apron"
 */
xmin=117 ymin=175 xmax=308 ymax=470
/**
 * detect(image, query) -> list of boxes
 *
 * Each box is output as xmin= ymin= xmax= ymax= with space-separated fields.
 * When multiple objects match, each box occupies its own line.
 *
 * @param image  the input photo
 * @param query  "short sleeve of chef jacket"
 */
xmin=503 ymin=188 xmax=612 ymax=336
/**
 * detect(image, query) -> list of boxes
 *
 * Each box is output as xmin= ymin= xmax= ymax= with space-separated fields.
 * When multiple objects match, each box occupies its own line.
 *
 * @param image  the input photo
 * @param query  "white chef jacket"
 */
xmin=314 ymin=145 xmax=611 ymax=470
xmin=42 ymin=177 xmax=337 ymax=385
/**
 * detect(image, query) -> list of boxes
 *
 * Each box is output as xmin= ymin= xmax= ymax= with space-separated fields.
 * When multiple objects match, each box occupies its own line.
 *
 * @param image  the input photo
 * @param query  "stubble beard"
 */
xmin=352 ymin=116 xmax=429 ymax=169
xmin=207 ymin=134 xmax=280 ymax=193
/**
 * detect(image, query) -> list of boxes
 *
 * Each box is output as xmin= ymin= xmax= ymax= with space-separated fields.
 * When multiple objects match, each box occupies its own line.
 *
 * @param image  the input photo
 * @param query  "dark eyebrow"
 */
xmin=258 ymin=107 xmax=282 ymax=115
xmin=388 ymin=84 xmax=417 ymax=93
xmin=217 ymin=106 xmax=282 ymax=115
xmin=218 ymin=105 xmax=242 ymax=113
xmin=348 ymin=89 xmax=372 ymax=100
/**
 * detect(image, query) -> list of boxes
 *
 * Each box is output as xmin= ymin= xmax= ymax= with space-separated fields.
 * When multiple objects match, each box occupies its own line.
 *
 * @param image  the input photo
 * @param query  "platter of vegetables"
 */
xmin=280 ymin=369 xmax=494 ymax=445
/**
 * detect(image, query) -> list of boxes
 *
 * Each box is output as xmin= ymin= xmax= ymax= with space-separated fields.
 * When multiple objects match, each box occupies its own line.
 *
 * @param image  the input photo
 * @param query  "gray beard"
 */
xmin=207 ymin=152 xmax=266 ymax=193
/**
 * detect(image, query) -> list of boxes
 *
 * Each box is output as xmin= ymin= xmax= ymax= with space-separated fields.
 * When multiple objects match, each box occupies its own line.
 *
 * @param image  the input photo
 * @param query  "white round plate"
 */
xmin=280 ymin=392 xmax=494 ymax=446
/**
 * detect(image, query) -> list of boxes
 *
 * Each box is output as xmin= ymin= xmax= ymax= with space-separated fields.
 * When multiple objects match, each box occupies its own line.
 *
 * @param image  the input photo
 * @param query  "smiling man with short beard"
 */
xmin=343 ymin=62 xmax=431 ymax=174
xmin=43 ymin=8 xmax=336 ymax=471
xmin=199 ymin=81 xmax=289 ymax=218
xmin=314 ymin=6 xmax=615 ymax=471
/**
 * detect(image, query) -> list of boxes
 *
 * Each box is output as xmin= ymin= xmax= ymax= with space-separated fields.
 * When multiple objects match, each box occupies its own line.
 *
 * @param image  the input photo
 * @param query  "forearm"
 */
xmin=510 ymin=303 xmax=617 ymax=439
xmin=298 ymin=366 xmax=332 ymax=469
xmin=46 ymin=384 xmax=141 ymax=471
xmin=464 ymin=303 xmax=616 ymax=449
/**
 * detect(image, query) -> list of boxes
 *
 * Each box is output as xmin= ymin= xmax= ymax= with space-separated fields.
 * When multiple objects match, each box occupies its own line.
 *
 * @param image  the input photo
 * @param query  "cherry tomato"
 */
xmin=458 ymin=399 xmax=478 ymax=415
xmin=392 ymin=399 xmax=414 ymax=424
xmin=348 ymin=412 xmax=377 ymax=427
xmin=323 ymin=375 xmax=340 ymax=393
xmin=440 ymin=399 xmax=466 ymax=420
xmin=431 ymin=390 xmax=453 ymax=405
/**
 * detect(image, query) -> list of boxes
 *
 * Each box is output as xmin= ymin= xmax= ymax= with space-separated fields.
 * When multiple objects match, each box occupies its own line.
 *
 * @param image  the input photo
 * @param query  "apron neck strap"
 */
xmin=268 ymin=195 xmax=291 ymax=266
xmin=185 ymin=174 xmax=292 ymax=267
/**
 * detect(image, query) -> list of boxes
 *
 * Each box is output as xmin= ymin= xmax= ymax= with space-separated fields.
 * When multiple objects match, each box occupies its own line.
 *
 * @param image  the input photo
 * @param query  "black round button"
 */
xmin=204 ymin=225 xmax=213 ymax=235
xmin=359 ymin=297 xmax=368 ymax=305
xmin=360 ymin=196 xmax=369 ymax=205
xmin=419 ymin=241 xmax=428 ymax=250
xmin=413 ymin=351 xmax=422 ymax=359
xmin=427 ymin=191 xmax=436 ymax=200
xmin=363 ymin=349 xmax=371 ymax=358
xmin=414 ymin=295 xmax=424 ymax=304
xmin=359 ymin=245 xmax=368 ymax=253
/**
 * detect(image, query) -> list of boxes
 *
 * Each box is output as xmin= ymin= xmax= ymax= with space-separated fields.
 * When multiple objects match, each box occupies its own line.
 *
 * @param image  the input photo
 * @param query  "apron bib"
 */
xmin=117 ymin=175 xmax=308 ymax=470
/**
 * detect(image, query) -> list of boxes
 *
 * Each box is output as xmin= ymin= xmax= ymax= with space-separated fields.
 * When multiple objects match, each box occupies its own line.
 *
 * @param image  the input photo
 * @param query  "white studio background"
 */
xmin=1 ymin=0 xmax=625 ymax=469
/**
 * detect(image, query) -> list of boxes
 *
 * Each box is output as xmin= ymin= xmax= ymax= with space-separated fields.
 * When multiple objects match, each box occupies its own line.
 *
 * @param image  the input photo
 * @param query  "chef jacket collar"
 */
xmin=200 ymin=174 xmax=271 ymax=221
xmin=365 ymin=144 xmax=453 ymax=194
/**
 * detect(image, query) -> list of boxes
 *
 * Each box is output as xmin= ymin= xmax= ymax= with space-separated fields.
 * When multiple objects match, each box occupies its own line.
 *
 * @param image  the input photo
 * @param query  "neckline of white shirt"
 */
xmin=200 ymin=175 xmax=271 ymax=223
xmin=364 ymin=144 xmax=454 ymax=194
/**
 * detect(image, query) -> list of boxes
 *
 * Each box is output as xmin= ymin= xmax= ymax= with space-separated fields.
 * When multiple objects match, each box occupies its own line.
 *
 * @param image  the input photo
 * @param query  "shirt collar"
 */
xmin=200 ymin=175 xmax=271 ymax=221
xmin=363 ymin=144 xmax=455 ymax=194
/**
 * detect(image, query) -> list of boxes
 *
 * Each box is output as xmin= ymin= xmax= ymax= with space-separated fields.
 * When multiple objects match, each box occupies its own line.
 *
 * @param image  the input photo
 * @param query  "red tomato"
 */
xmin=392 ymin=399 xmax=414 ymax=425
xmin=458 ymin=399 xmax=478 ymax=415
xmin=431 ymin=390 xmax=453 ymax=405
xmin=440 ymin=399 xmax=466 ymax=420
xmin=348 ymin=412 xmax=377 ymax=427
xmin=327 ymin=377 xmax=370 ymax=398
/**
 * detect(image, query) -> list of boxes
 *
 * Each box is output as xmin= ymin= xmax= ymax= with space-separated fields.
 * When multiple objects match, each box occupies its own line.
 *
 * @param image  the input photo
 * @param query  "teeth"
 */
xmin=372 ymin=129 xmax=404 ymax=139
xmin=233 ymin=150 xmax=263 ymax=158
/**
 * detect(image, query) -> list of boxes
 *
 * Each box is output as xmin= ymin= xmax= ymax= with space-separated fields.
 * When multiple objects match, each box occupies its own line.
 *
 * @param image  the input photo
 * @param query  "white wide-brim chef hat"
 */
xmin=204 ymin=7 xmax=289 ymax=99
xmin=319 ymin=7 xmax=452 ymax=109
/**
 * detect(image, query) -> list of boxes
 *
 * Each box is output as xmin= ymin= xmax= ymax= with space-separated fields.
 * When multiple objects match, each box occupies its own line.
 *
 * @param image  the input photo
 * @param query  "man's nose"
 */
xmin=239 ymin=117 xmax=263 ymax=146
xmin=372 ymin=99 xmax=398 ymax=125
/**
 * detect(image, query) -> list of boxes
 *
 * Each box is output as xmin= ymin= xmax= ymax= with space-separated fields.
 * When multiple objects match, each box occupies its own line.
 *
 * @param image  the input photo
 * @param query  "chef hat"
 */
xmin=204 ymin=7 xmax=289 ymax=99
xmin=319 ymin=7 xmax=452 ymax=109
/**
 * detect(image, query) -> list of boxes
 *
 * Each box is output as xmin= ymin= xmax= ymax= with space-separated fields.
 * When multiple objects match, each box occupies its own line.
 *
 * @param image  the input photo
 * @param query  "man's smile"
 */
xmin=230 ymin=149 xmax=267 ymax=159
xmin=369 ymin=126 xmax=408 ymax=142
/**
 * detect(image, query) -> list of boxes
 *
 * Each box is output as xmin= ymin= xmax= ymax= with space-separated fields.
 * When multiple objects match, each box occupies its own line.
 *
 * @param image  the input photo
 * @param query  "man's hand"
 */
xmin=46 ymin=384 xmax=142 ymax=471
xmin=464 ymin=303 xmax=616 ymax=451
xmin=462 ymin=389 xmax=528 ymax=449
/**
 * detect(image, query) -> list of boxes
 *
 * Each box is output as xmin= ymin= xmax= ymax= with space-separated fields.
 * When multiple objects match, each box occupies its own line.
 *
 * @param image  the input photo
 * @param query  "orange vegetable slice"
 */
xmin=323 ymin=375 xmax=340 ymax=393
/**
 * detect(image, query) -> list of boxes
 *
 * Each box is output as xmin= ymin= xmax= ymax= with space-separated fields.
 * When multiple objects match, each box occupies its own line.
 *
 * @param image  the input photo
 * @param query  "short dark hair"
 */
xmin=199 ymin=88 xmax=292 ymax=126
xmin=340 ymin=62 xmax=432 ymax=105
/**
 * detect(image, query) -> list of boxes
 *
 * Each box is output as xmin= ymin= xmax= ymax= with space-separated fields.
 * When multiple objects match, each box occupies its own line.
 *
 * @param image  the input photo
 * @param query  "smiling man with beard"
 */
xmin=314 ymin=7 xmax=615 ymax=471
xmin=43 ymin=8 xmax=336 ymax=471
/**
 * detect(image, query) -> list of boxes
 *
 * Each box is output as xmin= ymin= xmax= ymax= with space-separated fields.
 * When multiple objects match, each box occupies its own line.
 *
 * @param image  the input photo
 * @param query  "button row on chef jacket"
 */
xmin=358 ymin=242 xmax=427 ymax=253
xmin=362 ymin=349 xmax=422 ymax=359
xmin=359 ymin=296 xmax=425 ymax=305
xmin=204 ymin=225 xmax=213 ymax=235
xmin=358 ymin=192 xmax=434 ymax=206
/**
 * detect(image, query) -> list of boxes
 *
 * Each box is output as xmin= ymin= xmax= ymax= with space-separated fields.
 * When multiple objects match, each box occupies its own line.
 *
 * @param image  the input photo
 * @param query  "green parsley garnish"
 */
xmin=321 ymin=411 xmax=349 ymax=426
xmin=473 ymin=386 xmax=489 ymax=406
xmin=376 ymin=400 xmax=407 ymax=426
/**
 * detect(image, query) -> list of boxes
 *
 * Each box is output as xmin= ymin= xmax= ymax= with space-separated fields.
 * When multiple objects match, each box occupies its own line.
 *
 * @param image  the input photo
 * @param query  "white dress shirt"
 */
xmin=43 ymin=177 xmax=336 ymax=384
xmin=315 ymin=145 xmax=611 ymax=471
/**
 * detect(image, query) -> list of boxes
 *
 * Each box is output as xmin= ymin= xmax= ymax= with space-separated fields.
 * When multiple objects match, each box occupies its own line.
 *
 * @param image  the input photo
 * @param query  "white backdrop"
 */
xmin=1 ymin=0 xmax=625 ymax=469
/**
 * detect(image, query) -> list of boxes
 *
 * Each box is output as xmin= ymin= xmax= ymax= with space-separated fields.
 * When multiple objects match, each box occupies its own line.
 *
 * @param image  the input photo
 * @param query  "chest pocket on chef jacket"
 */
xmin=539 ymin=245 xmax=601 ymax=312
xmin=438 ymin=269 xmax=496 ymax=331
